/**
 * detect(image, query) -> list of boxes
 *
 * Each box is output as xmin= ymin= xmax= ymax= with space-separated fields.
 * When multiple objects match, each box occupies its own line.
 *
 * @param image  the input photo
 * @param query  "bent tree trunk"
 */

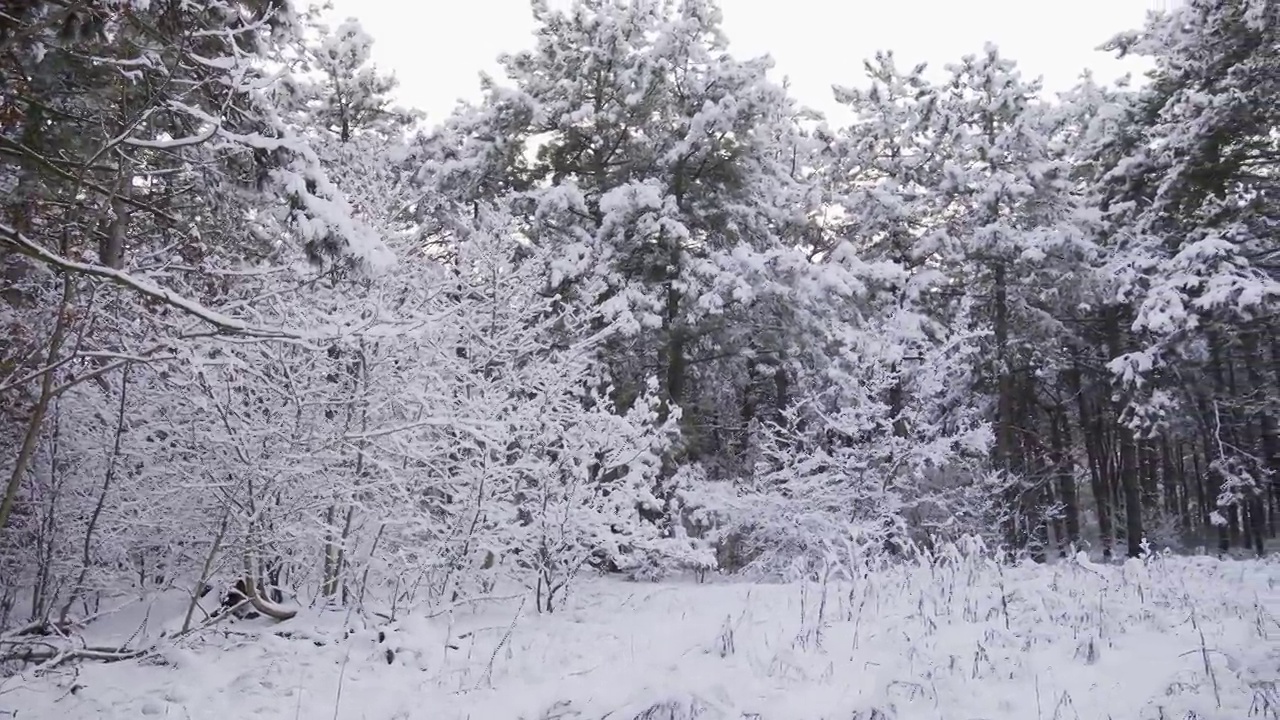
xmin=241 ymin=553 xmax=296 ymax=621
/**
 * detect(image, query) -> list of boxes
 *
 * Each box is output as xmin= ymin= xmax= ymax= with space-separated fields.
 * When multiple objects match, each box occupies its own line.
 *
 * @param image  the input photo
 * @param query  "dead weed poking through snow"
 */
xmin=2 ymin=543 xmax=1278 ymax=720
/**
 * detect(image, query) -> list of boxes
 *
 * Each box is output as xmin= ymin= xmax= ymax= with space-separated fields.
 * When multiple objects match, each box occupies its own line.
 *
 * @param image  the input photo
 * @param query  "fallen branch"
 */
xmin=0 ymin=620 xmax=56 ymax=640
xmin=1 ymin=644 xmax=145 ymax=672
xmin=0 ymin=598 xmax=255 ymax=674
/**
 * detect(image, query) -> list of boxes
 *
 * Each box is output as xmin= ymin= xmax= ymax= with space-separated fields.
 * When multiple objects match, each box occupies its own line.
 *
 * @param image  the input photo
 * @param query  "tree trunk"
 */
xmin=1103 ymin=306 xmax=1144 ymax=558
xmin=1069 ymin=364 xmax=1114 ymax=559
xmin=0 ymin=278 xmax=75 ymax=535
xmin=1050 ymin=408 xmax=1080 ymax=553
xmin=1118 ymin=429 xmax=1144 ymax=557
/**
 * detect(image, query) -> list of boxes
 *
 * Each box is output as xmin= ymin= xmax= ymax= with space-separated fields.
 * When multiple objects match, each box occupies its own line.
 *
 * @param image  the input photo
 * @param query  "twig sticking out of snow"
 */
xmin=475 ymin=596 xmax=525 ymax=690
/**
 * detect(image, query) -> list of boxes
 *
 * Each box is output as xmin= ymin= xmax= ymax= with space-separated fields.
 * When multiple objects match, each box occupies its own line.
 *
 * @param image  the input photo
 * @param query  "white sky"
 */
xmin=327 ymin=0 xmax=1165 ymax=126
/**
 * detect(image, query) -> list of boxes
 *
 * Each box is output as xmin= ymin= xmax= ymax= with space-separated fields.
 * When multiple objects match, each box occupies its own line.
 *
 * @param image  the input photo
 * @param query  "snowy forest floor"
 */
xmin=3 ymin=554 xmax=1279 ymax=720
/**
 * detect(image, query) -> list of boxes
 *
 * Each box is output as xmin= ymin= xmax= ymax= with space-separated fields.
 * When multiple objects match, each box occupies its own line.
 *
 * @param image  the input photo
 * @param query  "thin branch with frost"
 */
xmin=0 ymin=136 xmax=185 ymax=226
xmin=121 ymin=124 xmax=219 ymax=150
xmin=0 ymin=347 xmax=178 ymax=396
xmin=0 ymin=223 xmax=302 ymax=339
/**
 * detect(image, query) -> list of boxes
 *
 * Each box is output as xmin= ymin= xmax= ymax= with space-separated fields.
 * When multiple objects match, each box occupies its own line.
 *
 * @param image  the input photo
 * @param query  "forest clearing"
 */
xmin=3 ymin=550 xmax=1278 ymax=719
xmin=3 ymin=0 xmax=1280 ymax=717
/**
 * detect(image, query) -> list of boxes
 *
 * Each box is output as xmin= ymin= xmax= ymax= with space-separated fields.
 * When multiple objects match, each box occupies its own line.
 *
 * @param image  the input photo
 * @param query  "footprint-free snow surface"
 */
xmin=3 ymin=553 xmax=1278 ymax=719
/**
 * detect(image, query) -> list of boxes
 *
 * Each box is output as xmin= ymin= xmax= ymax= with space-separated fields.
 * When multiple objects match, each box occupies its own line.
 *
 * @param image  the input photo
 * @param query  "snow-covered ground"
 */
xmin=3 ymin=553 xmax=1278 ymax=720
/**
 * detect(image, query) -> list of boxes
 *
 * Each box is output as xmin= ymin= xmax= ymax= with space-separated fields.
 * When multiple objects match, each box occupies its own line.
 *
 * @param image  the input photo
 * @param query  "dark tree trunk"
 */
xmin=1118 ymin=430 xmax=1144 ymax=557
xmin=1069 ymin=364 xmax=1114 ymax=560
xmin=1052 ymin=409 xmax=1081 ymax=552
xmin=1104 ymin=307 xmax=1144 ymax=558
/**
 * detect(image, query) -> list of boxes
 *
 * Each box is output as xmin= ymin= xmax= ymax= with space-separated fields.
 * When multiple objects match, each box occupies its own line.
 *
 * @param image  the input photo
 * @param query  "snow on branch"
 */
xmin=0 ymin=223 xmax=303 ymax=340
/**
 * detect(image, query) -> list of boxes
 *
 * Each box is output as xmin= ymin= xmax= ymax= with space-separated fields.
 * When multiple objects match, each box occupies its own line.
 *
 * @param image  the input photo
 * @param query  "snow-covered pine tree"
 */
xmin=1093 ymin=0 xmax=1280 ymax=556
xmin=824 ymin=45 xmax=1103 ymax=559
xmin=413 ymin=0 xmax=843 ymax=568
